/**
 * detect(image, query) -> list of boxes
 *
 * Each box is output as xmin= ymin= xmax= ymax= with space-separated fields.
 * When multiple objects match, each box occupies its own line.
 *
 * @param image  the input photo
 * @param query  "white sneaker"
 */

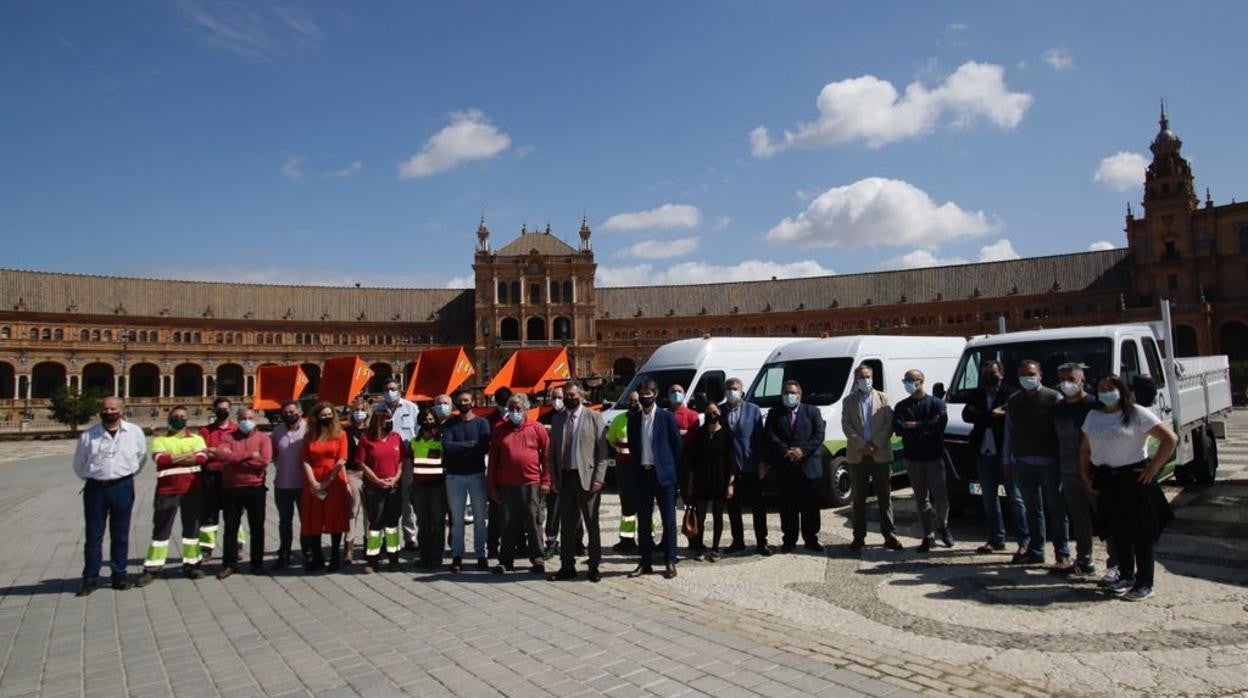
xmin=1123 ymin=585 xmax=1153 ymax=601
xmin=1106 ymin=578 xmax=1134 ymax=596
xmin=1097 ymin=566 xmax=1121 ymax=588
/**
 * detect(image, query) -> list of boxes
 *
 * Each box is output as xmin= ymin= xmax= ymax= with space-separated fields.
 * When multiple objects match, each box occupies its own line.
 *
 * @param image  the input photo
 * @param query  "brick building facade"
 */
xmin=2 ymin=110 xmax=1246 ymax=420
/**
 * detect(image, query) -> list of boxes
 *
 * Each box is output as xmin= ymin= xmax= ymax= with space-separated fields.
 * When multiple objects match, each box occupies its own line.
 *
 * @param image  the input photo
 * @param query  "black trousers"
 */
xmin=691 ymin=499 xmax=727 ymax=550
xmin=727 ymin=470 xmax=768 ymax=547
xmin=558 ymin=469 xmax=602 ymax=569
xmin=198 ymin=470 xmax=225 ymax=548
xmin=224 ymin=487 xmax=266 ymax=570
xmin=637 ymin=468 xmax=678 ymax=565
xmin=778 ymin=465 xmax=821 ymax=546
xmin=412 ymin=480 xmax=446 ymax=566
xmin=1097 ymin=466 xmax=1156 ymax=588
xmin=500 ymin=484 xmax=545 ymax=567
xmin=487 ymin=500 xmax=502 ymax=558
xmin=149 ymin=490 xmax=201 ymax=571
xmin=274 ymin=487 xmax=303 ymax=559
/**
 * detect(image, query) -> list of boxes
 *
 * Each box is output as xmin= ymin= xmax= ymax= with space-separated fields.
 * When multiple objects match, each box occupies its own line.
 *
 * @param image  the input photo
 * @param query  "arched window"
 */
xmin=500 ymin=317 xmax=520 ymax=342
xmin=553 ymin=316 xmax=572 ymax=341
xmin=192 ymin=332 xmax=201 ymax=343
xmin=79 ymin=329 xmax=88 ymax=341
xmin=103 ymin=330 xmax=112 ymax=341
xmin=526 ymin=316 xmax=547 ymax=341
xmin=0 ymin=326 xmax=9 ymax=340
xmin=216 ymin=332 xmax=224 ymax=343
xmin=41 ymin=328 xmax=51 ymax=340
xmin=54 ymin=329 xmax=63 ymax=340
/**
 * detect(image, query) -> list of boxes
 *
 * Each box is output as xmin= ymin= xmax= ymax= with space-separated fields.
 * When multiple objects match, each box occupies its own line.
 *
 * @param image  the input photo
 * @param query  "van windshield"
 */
xmin=947 ymin=338 xmax=1113 ymax=402
xmin=612 ymin=369 xmax=697 ymax=409
xmin=747 ymin=357 xmax=854 ymax=408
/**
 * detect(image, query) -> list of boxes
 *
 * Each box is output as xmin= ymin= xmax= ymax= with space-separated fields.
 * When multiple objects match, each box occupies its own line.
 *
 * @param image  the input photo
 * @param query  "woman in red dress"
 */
xmin=301 ymin=401 xmax=350 ymax=571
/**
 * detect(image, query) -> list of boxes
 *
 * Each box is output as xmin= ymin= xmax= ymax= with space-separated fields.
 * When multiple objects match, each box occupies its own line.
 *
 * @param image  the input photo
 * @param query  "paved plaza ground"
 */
xmin=1 ymin=414 xmax=1246 ymax=697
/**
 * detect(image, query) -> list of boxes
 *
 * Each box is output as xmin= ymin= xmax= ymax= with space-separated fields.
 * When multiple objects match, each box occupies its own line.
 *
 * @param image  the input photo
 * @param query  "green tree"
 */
xmin=49 ymin=385 xmax=106 ymax=431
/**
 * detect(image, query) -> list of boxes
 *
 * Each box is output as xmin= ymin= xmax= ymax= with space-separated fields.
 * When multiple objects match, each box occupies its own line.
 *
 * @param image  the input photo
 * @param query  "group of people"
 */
xmin=72 ymin=364 xmax=1178 ymax=601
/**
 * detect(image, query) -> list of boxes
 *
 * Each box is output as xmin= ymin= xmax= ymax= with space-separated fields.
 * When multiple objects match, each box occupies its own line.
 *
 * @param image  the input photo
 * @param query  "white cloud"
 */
xmin=324 ymin=160 xmax=363 ymax=178
xmin=398 ymin=109 xmax=511 ymax=179
xmin=765 ymin=177 xmax=998 ymax=250
xmin=977 ymin=238 xmax=1019 ymax=262
xmin=711 ymin=215 xmax=731 ymax=232
xmin=750 ymin=61 xmax=1033 ymax=155
xmin=280 ymin=155 xmax=305 ymax=180
xmin=1094 ymin=151 xmax=1148 ymax=192
xmin=601 ymin=204 xmax=701 ymax=232
xmin=444 ymin=274 xmax=475 ymax=289
xmin=1089 ymin=241 xmax=1117 ymax=251
xmin=620 ymin=237 xmax=700 ymax=259
xmin=596 ymin=259 xmax=832 ymax=287
xmin=1042 ymin=47 xmax=1074 ymax=71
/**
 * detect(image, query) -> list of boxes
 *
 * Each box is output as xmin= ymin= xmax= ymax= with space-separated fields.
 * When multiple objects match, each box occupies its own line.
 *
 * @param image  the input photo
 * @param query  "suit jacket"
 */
xmin=724 ymin=400 xmax=765 ymax=474
xmin=548 ymin=408 xmax=608 ymax=492
xmin=841 ymin=389 xmax=894 ymax=465
xmin=627 ymin=407 xmax=683 ymax=488
xmin=763 ymin=402 xmax=826 ymax=479
xmin=961 ymin=384 xmax=1018 ymax=456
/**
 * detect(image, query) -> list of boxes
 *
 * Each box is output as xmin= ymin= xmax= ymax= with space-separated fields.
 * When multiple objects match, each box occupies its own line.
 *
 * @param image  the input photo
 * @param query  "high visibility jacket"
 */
xmin=408 ymin=436 xmax=444 ymax=482
xmin=607 ymin=412 xmax=631 ymax=465
xmin=150 ymin=432 xmax=207 ymax=496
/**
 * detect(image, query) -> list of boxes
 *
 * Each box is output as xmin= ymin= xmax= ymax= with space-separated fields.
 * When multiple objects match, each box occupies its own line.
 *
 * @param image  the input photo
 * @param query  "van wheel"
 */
xmin=822 ymin=454 xmax=851 ymax=508
xmin=1193 ymin=428 xmax=1218 ymax=485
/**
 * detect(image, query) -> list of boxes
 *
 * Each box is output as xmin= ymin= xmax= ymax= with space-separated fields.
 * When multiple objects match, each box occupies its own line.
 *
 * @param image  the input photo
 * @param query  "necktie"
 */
xmin=563 ymin=413 xmax=576 ymax=470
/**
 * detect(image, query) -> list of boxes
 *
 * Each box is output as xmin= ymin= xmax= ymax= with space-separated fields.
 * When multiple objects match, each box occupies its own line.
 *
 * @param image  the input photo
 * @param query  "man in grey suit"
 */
xmin=841 ymin=364 xmax=902 ymax=551
xmin=546 ymin=382 xmax=608 ymax=582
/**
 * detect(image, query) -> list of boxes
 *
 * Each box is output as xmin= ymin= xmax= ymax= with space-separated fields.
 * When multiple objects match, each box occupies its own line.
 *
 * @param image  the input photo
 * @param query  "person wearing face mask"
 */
xmin=409 ymin=400 xmax=449 ymax=569
xmin=198 ymin=397 xmax=239 ymax=563
xmin=356 ymin=406 xmax=404 ymax=573
xmin=136 ymin=405 xmax=208 ymax=587
xmin=300 ymin=401 xmax=351 ymax=572
xmin=378 ymin=380 xmax=421 ymax=552
xmin=667 ymin=384 xmax=701 ymax=504
xmin=722 ymin=377 xmax=769 ymax=556
xmin=687 ymin=403 xmax=735 ymax=561
xmin=606 ymin=391 xmax=644 ymax=553
xmin=540 ymin=386 xmax=583 ymax=558
xmin=73 ymin=396 xmax=147 ymax=596
xmin=488 ymin=394 xmax=550 ymax=575
xmin=214 ymin=406 xmax=273 ymax=579
xmin=627 ymin=380 xmax=684 ymax=579
xmin=1079 ymin=375 xmax=1177 ymax=601
xmin=485 ymin=387 xmax=514 ymax=559
xmin=441 ymin=389 xmax=491 ymax=573
xmin=1054 ymin=363 xmax=1111 ymax=579
xmin=1002 ymin=360 xmax=1070 ymax=568
xmin=839 ymin=367 xmax=897 ymax=551
xmin=893 ymin=370 xmax=951 ymax=552
xmin=962 ymin=360 xmax=1023 ymax=556
xmin=270 ymin=400 xmax=307 ymax=569
xmin=342 ymin=399 xmax=371 ymax=566
xmin=548 ymin=383 xmax=610 ymax=581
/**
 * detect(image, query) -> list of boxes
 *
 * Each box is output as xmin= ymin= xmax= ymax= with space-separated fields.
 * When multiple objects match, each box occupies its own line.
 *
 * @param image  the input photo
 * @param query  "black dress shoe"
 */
xmin=75 ymin=580 xmax=98 ymax=597
xmin=662 ymin=564 xmax=677 ymax=579
xmin=882 ymin=536 xmax=904 ymax=551
xmin=849 ymin=538 xmax=865 ymax=551
xmin=546 ymin=567 xmax=577 ymax=581
xmin=723 ymin=541 xmax=745 ymax=554
xmin=185 ymin=567 xmax=204 ymax=580
xmin=780 ymin=543 xmax=796 ymax=553
xmin=530 ymin=563 xmax=546 ymax=575
xmin=475 ymin=558 xmax=490 ymax=571
xmin=135 ymin=572 xmax=157 ymax=588
xmin=612 ymin=539 xmax=637 ymax=553
xmin=756 ymin=544 xmax=773 ymax=557
xmin=492 ymin=564 xmax=507 ymax=575
xmin=111 ymin=576 xmax=132 ymax=591
xmin=804 ymin=542 xmax=824 ymax=553
xmin=916 ymin=538 xmax=933 ymax=553
xmin=216 ymin=566 xmax=235 ymax=580
xmin=587 ymin=566 xmax=601 ymax=583
xmin=938 ymin=528 xmax=955 ymax=548
xmin=627 ymin=564 xmax=654 ymax=578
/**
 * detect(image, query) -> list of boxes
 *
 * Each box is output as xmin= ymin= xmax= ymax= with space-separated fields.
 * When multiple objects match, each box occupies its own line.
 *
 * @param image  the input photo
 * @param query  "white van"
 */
xmin=746 ymin=335 xmax=967 ymax=506
xmin=942 ymin=319 xmax=1231 ymax=506
xmin=604 ymin=336 xmax=797 ymax=424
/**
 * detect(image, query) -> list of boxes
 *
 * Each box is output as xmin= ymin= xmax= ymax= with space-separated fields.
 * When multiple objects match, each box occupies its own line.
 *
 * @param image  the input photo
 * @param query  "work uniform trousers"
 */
xmin=848 ymin=457 xmax=893 ymax=541
xmin=779 ymin=464 xmax=823 ymax=546
xmin=614 ymin=461 xmax=642 ymax=543
xmin=362 ymin=485 xmax=403 ymax=566
xmin=905 ymin=458 xmax=949 ymax=540
xmin=223 ymin=486 xmax=266 ymax=571
xmin=82 ymin=475 xmax=135 ymax=583
xmin=727 ymin=469 xmax=769 ymax=548
xmin=146 ymin=491 xmax=202 ymax=572
xmin=499 ymin=484 xmax=545 ymax=568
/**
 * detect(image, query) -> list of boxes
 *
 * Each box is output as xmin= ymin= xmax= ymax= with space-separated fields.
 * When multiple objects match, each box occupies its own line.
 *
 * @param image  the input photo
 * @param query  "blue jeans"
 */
xmin=976 ymin=454 xmax=1026 ymax=548
xmin=1013 ymin=461 xmax=1070 ymax=558
xmin=82 ymin=475 xmax=135 ymax=582
xmin=446 ymin=474 xmax=488 ymax=559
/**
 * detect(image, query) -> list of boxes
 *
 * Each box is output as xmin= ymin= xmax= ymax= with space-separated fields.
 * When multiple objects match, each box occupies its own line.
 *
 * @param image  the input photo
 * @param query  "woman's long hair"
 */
xmin=1098 ymin=374 xmax=1137 ymax=426
xmin=366 ymin=406 xmax=392 ymax=441
xmin=307 ymin=400 xmax=342 ymax=442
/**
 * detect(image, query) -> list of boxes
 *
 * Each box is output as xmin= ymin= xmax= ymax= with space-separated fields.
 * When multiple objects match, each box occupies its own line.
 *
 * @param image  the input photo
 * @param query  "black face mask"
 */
xmin=706 ymin=414 xmax=720 ymax=424
xmin=639 ymin=395 xmax=656 ymax=408
xmin=317 ymin=416 xmax=333 ymax=426
xmin=628 ymin=403 xmax=641 ymax=413
xmin=383 ymin=421 xmax=394 ymax=432
xmin=100 ymin=411 xmax=120 ymax=424
xmin=456 ymin=403 xmax=472 ymax=413
xmin=283 ymin=413 xmax=301 ymax=424
xmin=982 ymin=373 xmax=1001 ymax=388
xmin=214 ymin=408 xmax=230 ymax=421
xmin=168 ymin=417 xmax=187 ymax=430
xmin=565 ymin=398 xmax=581 ymax=410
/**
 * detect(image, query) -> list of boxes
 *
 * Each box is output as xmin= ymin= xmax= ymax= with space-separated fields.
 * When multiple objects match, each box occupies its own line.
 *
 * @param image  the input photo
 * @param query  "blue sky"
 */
xmin=2 ymin=1 xmax=1245 ymax=288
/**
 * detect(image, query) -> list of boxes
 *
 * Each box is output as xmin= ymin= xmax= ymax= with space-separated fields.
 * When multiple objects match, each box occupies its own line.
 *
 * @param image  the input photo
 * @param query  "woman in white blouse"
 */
xmin=1078 ymin=374 xmax=1177 ymax=602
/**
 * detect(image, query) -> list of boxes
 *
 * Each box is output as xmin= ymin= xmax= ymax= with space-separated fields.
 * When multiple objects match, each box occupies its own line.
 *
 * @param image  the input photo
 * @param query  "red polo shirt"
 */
xmin=487 ymin=420 xmax=550 ymax=490
xmin=199 ymin=420 xmax=238 ymax=472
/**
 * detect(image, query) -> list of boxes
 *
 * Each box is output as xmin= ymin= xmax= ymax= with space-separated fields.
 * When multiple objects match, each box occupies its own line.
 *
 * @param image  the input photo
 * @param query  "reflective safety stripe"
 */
xmin=618 ymin=515 xmax=637 ymax=538
xmin=413 ymin=467 xmax=444 ymax=475
xmin=617 ymin=447 xmax=630 ymax=455
xmin=679 ymin=429 xmax=688 ymax=435
xmin=383 ymin=527 xmax=400 ymax=554
xmin=237 ymin=527 xmax=247 ymax=544
xmin=181 ymin=538 xmax=202 ymax=565
xmin=198 ymin=525 xmax=218 ymax=549
xmin=366 ymin=530 xmax=382 ymax=557
xmin=157 ymin=466 xmax=201 ymax=478
xmin=145 ymin=540 xmax=170 ymax=568
xmin=412 ymin=458 xmax=442 ymax=465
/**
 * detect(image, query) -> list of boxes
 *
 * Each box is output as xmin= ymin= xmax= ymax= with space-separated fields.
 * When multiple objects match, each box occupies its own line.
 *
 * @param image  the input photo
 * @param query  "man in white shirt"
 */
xmin=72 ymin=396 xmax=147 ymax=596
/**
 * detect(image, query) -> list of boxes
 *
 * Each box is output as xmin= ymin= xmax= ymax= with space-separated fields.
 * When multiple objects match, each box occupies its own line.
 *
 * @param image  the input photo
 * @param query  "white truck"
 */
xmin=942 ymin=308 xmax=1232 ymax=508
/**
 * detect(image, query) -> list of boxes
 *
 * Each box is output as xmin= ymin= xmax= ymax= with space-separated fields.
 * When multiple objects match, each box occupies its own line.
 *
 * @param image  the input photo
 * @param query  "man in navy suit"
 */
xmin=627 ymin=379 xmax=683 ymax=579
xmin=764 ymin=379 xmax=827 ymax=552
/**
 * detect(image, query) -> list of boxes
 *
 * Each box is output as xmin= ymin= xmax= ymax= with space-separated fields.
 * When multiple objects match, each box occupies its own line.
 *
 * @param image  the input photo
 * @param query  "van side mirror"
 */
xmin=931 ymin=382 xmax=946 ymax=400
xmin=1132 ymin=376 xmax=1158 ymax=407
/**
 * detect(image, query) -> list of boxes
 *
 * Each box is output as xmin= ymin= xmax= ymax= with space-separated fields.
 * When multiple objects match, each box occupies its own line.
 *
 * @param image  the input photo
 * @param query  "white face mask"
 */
xmin=352 ymin=410 xmax=368 ymax=423
xmin=385 ymin=389 xmax=400 ymax=403
xmin=552 ymin=398 xmax=564 ymax=412
xmin=782 ymin=393 xmax=799 ymax=408
xmin=1019 ymin=375 xmax=1041 ymax=391
xmin=856 ymin=378 xmax=873 ymax=393
xmin=725 ymin=389 xmax=742 ymax=403
xmin=1059 ymin=381 xmax=1081 ymax=397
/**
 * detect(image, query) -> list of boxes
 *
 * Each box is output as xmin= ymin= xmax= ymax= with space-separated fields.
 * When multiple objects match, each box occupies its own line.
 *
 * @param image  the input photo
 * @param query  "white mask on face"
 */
xmin=552 ymin=398 xmax=564 ymax=412
xmin=1059 ymin=381 xmax=1081 ymax=397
